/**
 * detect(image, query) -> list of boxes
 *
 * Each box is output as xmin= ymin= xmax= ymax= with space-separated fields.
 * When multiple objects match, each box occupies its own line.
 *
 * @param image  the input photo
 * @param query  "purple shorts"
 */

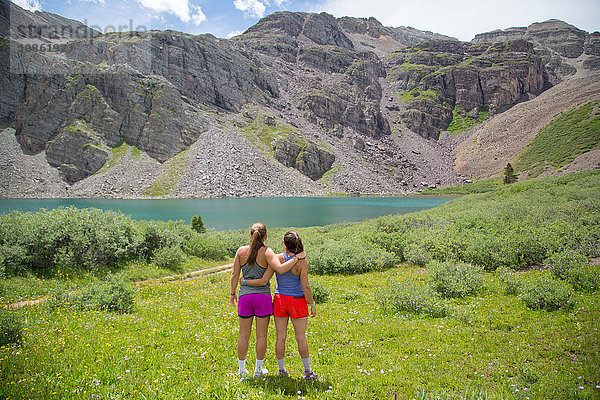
xmin=238 ymin=293 xmax=273 ymax=319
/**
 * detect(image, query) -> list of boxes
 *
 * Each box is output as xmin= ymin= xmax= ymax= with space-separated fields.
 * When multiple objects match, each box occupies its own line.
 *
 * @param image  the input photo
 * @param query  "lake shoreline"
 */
xmin=0 ymin=196 xmax=454 ymax=231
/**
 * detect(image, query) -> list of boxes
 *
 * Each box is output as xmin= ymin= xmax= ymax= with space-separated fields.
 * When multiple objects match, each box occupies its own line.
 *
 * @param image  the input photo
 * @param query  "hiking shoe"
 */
xmin=303 ymin=370 xmax=318 ymax=380
xmin=239 ymin=370 xmax=248 ymax=382
xmin=278 ymin=369 xmax=289 ymax=376
xmin=253 ymin=367 xmax=268 ymax=379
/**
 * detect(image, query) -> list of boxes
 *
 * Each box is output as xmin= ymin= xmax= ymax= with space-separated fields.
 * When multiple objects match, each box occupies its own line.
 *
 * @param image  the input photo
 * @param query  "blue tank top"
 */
xmin=275 ymin=253 xmax=305 ymax=297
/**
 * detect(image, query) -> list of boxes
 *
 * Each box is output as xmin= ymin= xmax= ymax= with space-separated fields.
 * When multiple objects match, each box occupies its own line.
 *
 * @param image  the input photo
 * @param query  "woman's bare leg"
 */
xmin=275 ymin=316 xmax=289 ymax=360
xmin=237 ymin=317 xmax=253 ymax=361
xmin=254 ymin=316 xmax=270 ymax=360
xmin=291 ymin=316 xmax=309 ymax=358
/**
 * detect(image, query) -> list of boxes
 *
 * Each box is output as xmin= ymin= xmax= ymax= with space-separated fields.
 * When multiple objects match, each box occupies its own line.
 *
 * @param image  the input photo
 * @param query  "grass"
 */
xmin=2 ymin=267 xmax=599 ymax=399
xmin=2 ymin=170 xmax=600 ymax=398
xmin=447 ymin=106 xmax=490 ymax=136
xmin=514 ymin=100 xmax=600 ymax=177
xmin=0 ymin=258 xmax=226 ymax=305
xmin=142 ymin=148 xmax=189 ymax=197
xmin=240 ymin=111 xmax=299 ymax=156
xmin=396 ymin=88 xmax=440 ymax=104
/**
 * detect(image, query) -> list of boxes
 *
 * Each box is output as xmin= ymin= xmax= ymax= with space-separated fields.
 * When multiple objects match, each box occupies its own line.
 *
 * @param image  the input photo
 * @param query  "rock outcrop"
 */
xmin=274 ymin=137 xmax=335 ymax=180
xmin=472 ymin=19 xmax=600 ymax=84
xmin=387 ymin=39 xmax=545 ymax=138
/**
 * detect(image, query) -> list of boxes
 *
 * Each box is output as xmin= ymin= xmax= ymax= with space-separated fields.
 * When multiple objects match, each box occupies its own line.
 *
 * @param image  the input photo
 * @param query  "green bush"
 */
xmin=184 ymin=234 xmax=229 ymax=260
xmin=138 ymin=220 xmax=193 ymax=261
xmin=403 ymin=243 xmax=432 ymax=266
xmin=545 ymin=250 xmax=588 ymax=280
xmin=520 ymin=274 xmax=573 ymax=311
xmin=496 ymin=267 xmax=520 ymax=295
xmin=378 ymin=278 xmax=449 ymax=318
xmin=0 ymin=311 xmax=23 ymax=346
xmin=0 ymin=208 xmax=141 ymax=276
xmin=309 ymin=280 xmax=330 ymax=304
xmin=152 ymin=245 xmax=187 ymax=271
xmin=0 ymin=245 xmax=28 ymax=276
xmin=49 ymin=278 xmax=135 ymax=313
xmin=566 ymin=265 xmax=600 ymax=292
xmin=310 ymin=238 xmax=397 ymax=275
xmin=428 ymin=261 xmax=485 ymax=298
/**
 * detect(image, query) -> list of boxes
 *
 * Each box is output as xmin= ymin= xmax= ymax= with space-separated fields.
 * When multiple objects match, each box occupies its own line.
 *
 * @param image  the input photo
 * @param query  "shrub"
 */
xmin=403 ymin=243 xmax=432 ymax=266
xmin=309 ymin=280 xmax=330 ymax=304
xmin=152 ymin=245 xmax=187 ymax=271
xmin=310 ymin=239 xmax=397 ymax=275
xmin=49 ymin=278 xmax=135 ymax=313
xmin=566 ymin=265 xmax=600 ymax=292
xmin=545 ymin=250 xmax=588 ymax=280
xmin=496 ymin=267 xmax=520 ymax=295
xmin=184 ymin=234 xmax=229 ymax=260
xmin=0 ymin=208 xmax=141 ymax=276
xmin=138 ymin=220 xmax=193 ymax=261
xmin=378 ymin=279 xmax=449 ymax=318
xmin=0 ymin=245 xmax=28 ymax=276
xmin=0 ymin=311 xmax=23 ymax=346
xmin=428 ymin=261 xmax=485 ymax=298
xmin=520 ymin=274 xmax=573 ymax=311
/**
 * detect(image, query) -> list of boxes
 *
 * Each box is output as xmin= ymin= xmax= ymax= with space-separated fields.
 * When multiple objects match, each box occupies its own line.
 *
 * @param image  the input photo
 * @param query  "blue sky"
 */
xmin=11 ymin=0 xmax=600 ymax=41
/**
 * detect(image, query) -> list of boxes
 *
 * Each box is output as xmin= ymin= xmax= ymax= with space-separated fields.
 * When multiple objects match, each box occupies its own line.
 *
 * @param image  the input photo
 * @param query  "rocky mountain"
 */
xmin=0 ymin=1 xmax=599 ymax=198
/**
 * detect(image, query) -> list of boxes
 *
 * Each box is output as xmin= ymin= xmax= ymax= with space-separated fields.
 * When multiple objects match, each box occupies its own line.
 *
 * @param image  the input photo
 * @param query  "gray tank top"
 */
xmin=239 ymin=262 xmax=271 ymax=296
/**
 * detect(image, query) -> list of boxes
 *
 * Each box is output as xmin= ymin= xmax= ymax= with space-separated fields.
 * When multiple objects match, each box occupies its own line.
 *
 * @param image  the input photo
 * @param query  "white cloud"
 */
xmin=225 ymin=29 xmax=243 ymax=38
xmin=191 ymin=5 xmax=206 ymax=25
xmin=137 ymin=0 xmax=206 ymax=25
xmin=272 ymin=0 xmax=289 ymax=6
xmin=12 ymin=0 xmax=42 ymax=12
xmin=314 ymin=0 xmax=600 ymax=41
xmin=234 ymin=0 xmax=266 ymax=18
xmin=80 ymin=0 xmax=106 ymax=5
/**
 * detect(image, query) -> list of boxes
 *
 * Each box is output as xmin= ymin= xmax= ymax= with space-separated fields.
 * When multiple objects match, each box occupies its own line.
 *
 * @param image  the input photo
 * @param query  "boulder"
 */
xmin=274 ymin=137 xmax=335 ymax=180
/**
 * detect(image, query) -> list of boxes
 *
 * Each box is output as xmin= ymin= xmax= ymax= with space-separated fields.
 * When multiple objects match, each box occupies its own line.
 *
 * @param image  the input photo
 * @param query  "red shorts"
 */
xmin=273 ymin=293 xmax=309 ymax=319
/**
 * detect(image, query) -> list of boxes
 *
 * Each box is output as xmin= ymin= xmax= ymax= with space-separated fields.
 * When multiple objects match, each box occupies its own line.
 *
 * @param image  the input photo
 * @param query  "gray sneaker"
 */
xmin=239 ymin=369 xmax=248 ymax=382
xmin=253 ymin=367 xmax=268 ymax=379
xmin=303 ymin=370 xmax=318 ymax=380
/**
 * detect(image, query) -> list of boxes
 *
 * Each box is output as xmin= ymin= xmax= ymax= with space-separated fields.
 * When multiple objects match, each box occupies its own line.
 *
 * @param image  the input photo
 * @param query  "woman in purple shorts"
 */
xmin=230 ymin=222 xmax=304 ymax=381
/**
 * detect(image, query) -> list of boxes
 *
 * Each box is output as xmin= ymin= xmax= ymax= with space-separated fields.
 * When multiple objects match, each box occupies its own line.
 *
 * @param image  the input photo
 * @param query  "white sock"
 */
xmin=238 ymin=359 xmax=246 ymax=374
xmin=255 ymin=358 xmax=264 ymax=373
xmin=277 ymin=358 xmax=285 ymax=371
xmin=301 ymin=357 xmax=311 ymax=372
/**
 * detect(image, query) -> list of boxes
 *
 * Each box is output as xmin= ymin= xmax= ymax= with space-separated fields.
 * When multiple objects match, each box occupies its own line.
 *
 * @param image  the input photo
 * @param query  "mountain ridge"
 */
xmin=1 ymin=1 xmax=599 ymax=198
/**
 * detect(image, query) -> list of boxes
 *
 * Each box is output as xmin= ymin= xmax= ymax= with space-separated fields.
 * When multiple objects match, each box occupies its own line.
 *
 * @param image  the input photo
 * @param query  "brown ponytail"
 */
xmin=247 ymin=222 xmax=267 ymax=266
xmin=283 ymin=231 xmax=303 ymax=254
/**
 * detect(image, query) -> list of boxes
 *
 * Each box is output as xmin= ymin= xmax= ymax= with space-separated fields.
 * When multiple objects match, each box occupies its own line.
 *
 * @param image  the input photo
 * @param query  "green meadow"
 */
xmin=1 ymin=171 xmax=600 ymax=399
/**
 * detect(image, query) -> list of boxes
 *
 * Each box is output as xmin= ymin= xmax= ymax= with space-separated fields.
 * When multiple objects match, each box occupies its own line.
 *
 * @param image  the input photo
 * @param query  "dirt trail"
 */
xmin=4 ymin=263 xmax=234 ymax=310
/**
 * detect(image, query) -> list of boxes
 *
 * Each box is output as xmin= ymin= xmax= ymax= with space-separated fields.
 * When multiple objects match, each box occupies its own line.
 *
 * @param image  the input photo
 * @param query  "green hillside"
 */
xmin=515 ymin=100 xmax=600 ymax=177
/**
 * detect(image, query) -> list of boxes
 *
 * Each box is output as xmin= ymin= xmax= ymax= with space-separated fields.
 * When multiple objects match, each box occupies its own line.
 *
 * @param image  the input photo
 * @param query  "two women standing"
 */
xmin=230 ymin=223 xmax=318 ymax=381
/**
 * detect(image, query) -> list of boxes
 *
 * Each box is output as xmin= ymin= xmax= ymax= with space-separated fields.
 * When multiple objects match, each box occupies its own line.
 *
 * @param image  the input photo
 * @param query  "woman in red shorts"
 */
xmin=243 ymin=230 xmax=318 ymax=380
xmin=230 ymin=223 xmax=304 ymax=381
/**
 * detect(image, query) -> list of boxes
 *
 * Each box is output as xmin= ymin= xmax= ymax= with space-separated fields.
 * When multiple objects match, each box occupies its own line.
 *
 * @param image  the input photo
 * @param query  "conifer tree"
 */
xmin=503 ymin=163 xmax=518 ymax=184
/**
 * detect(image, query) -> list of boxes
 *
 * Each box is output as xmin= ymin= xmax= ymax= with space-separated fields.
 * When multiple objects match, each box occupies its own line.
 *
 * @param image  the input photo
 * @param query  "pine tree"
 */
xmin=503 ymin=163 xmax=518 ymax=184
xmin=191 ymin=214 xmax=206 ymax=233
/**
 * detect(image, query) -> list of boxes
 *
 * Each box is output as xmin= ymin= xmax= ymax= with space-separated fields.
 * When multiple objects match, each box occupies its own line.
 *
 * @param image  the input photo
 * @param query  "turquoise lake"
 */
xmin=0 ymin=197 xmax=453 ymax=231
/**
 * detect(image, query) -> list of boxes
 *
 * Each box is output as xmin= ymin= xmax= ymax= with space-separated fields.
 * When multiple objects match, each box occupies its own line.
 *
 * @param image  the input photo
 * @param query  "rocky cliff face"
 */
xmin=1 ymin=2 xmax=599 ymax=198
xmin=387 ymin=39 xmax=545 ymax=138
xmin=473 ymin=19 xmax=600 ymax=84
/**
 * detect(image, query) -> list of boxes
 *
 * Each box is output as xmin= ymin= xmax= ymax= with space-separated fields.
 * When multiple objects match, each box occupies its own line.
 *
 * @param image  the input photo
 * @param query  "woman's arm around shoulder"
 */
xmin=265 ymin=247 xmax=306 ymax=274
xmin=242 ymin=265 xmax=275 ymax=287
